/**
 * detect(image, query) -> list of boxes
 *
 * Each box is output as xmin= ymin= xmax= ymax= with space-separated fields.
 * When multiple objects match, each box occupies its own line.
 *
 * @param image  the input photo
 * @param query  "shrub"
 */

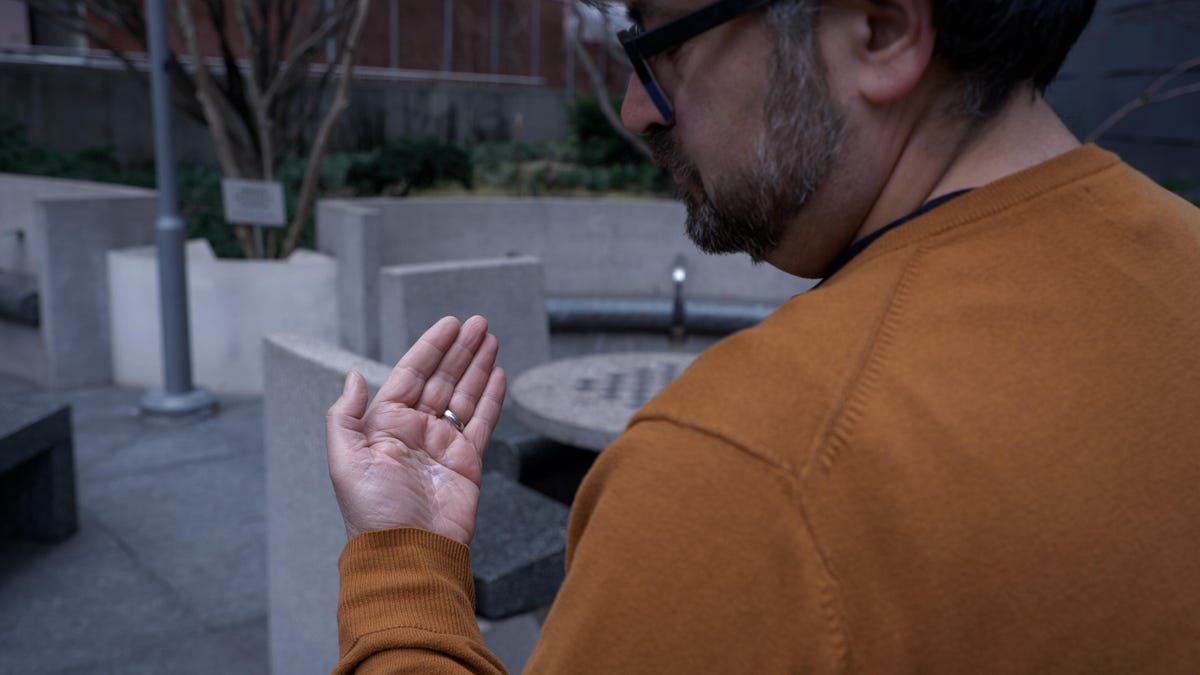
xmin=346 ymin=137 xmax=473 ymax=196
xmin=568 ymin=96 xmax=645 ymax=167
xmin=0 ymin=115 xmax=153 ymax=187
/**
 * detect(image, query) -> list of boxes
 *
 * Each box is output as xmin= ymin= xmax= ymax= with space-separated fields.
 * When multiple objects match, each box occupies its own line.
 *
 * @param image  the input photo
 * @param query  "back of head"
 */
xmin=931 ymin=0 xmax=1098 ymax=115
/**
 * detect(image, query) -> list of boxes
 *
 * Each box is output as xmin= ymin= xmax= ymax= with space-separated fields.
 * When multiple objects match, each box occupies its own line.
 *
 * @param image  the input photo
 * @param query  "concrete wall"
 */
xmin=107 ymin=240 xmax=339 ymax=394
xmin=379 ymin=256 xmax=550 ymax=379
xmin=317 ymin=197 xmax=816 ymax=359
xmin=0 ymin=173 xmax=156 ymax=387
xmin=1040 ymin=0 xmax=1198 ymax=181
xmin=262 ymin=334 xmax=392 ymax=675
xmin=0 ymin=58 xmax=569 ymax=165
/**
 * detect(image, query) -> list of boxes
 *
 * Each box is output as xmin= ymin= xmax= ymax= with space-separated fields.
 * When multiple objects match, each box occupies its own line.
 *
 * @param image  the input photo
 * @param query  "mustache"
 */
xmin=645 ymin=127 xmax=700 ymax=187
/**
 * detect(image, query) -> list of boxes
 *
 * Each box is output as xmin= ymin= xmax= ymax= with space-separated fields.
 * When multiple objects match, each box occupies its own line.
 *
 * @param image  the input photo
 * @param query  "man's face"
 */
xmin=629 ymin=6 xmax=847 ymax=264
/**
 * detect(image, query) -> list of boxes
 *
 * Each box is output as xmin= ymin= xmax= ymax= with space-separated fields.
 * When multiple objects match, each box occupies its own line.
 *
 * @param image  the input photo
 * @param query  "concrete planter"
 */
xmin=107 ymin=240 xmax=338 ymax=394
xmin=317 ymin=197 xmax=817 ymax=360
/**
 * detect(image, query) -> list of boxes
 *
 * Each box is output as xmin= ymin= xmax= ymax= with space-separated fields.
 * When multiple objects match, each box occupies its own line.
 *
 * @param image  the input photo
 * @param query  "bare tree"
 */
xmin=24 ymin=0 xmax=371 ymax=258
xmin=1086 ymin=56 xmax=1200 ymax=143
xmin=569 ymin=0 xmax=652 ymax=161
xmin=1085 ymin=2 xmax=1200 ymax=145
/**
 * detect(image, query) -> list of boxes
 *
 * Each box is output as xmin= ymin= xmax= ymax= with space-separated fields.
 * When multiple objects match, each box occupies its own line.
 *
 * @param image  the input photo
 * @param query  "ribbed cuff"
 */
xmin=337 ymin=527 xmax=479 ymax=655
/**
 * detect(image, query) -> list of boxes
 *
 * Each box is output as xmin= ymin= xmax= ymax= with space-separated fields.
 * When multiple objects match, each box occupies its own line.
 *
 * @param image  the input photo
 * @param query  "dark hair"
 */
xmin=932 ymin=0 xmax=1098 ymax=115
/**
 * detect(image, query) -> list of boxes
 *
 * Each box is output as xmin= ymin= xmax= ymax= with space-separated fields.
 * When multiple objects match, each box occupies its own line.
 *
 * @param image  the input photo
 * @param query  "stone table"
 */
xmin=509 ymin=352 xmax=697 ymax=451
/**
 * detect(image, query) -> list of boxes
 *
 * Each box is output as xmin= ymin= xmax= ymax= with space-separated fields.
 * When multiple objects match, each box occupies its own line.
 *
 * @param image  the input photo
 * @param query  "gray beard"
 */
xmin=645 ymin=54 xmax=845 ymax=263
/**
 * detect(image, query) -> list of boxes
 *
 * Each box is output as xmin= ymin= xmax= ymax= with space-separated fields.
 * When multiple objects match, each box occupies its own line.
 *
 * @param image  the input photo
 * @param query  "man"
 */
xmin=326 ymin=0 xmax=1200 ymax=672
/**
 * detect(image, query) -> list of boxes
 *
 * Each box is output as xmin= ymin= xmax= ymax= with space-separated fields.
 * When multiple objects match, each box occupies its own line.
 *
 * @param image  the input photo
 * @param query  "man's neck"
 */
xmin=852 ymin=88 xmax=1082 ymax=244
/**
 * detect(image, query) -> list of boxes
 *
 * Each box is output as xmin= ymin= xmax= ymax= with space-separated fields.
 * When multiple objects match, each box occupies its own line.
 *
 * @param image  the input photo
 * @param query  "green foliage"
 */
xmin=568 ymin=96 xmax=646 ymax=167
xmin=2 ymin=106 xmax=671 ymax=258
xmin=468 ymin=97 xmax=668 ymax=197
xmin=346 ymin=137 xmax=473 ymax=196
xmin=0 ymin=115 xmax=153 ymax=187
xmin=176 ymin=165 xmax=245 ymax=258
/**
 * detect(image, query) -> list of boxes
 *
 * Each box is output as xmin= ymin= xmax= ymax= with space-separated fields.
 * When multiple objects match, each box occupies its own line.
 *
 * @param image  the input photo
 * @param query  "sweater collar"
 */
xmin=818 ymin=144 xmax=1120 ymax=284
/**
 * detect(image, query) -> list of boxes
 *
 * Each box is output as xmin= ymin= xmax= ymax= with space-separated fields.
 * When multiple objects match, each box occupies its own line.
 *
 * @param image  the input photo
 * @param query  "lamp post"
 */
xmin=140 ymin=0 xmax=216 ymax=416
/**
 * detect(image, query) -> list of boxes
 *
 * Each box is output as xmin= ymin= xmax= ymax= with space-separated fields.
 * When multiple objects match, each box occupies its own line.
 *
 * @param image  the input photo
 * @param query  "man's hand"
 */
xmin=325 ymin=315 xmax=506 ymax=545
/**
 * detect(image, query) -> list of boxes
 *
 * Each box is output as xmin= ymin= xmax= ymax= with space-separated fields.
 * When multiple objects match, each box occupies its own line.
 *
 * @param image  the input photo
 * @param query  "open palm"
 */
xmin=326 ymin=316 xmax=506 ymax=546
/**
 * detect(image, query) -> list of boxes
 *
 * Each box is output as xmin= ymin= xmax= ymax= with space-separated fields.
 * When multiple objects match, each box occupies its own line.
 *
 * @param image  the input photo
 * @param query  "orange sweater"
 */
xmin=335 ymin=146 xmax=1200 ymax=673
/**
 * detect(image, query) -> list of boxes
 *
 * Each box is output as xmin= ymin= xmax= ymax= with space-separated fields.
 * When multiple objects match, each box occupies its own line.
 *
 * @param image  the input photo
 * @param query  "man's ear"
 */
xmin=823 ymin=0 xmax=935 ymax=105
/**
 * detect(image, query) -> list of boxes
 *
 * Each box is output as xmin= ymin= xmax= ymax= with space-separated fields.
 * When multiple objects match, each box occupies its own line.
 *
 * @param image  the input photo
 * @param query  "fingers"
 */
xmin=326 ymin=371 xmax=368 ymax=467
xmin=413 ymin=315 xmax=489 ymax=417
xmin=374 ymin=316 xmax=461 ymax=409
xmin=464 ymin=367 xmax=506 ymax=453
xmin=443 ymin=332 xmax=499 ymax=424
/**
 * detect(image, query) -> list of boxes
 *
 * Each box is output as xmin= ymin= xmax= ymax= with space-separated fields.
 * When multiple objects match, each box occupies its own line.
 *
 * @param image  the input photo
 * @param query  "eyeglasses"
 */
xmin=617 ymin=0 xmax=779 ymax=123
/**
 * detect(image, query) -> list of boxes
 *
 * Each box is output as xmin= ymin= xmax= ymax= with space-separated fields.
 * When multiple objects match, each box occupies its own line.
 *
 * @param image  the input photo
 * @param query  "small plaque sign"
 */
xmin=221 ymin=178 xmax=286 ymax=227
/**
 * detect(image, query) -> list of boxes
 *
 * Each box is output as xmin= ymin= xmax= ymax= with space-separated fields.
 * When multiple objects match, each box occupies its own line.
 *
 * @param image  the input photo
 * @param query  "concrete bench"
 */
xmin=0 ymin=269 xmax=39 ymax=326
xmin=0 ymin=398 xmax=77 ymax=541
xmin=472 ymin=471 xmax=569 ymax=619
xmin=0 ymin=174 xmax=156 ymax=388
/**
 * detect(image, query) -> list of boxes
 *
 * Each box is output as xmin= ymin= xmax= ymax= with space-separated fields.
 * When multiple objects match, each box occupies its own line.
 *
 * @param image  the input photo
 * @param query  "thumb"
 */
xmin=326 ymin=372 xmax=368 ymax=464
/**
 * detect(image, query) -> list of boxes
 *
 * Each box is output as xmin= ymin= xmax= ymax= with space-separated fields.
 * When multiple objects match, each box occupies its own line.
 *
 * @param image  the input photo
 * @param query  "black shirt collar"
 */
xmin=817 ymin=189 xmax=973 ymax=284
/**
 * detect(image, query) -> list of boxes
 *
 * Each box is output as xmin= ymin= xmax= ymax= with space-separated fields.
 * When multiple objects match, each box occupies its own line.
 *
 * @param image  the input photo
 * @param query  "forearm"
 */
xmin=335 ymin=527 xmax=508 ymax=674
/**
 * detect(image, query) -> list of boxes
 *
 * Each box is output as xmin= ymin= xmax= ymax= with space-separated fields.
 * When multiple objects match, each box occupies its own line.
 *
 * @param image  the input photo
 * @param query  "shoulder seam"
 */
xmin=805 ymin=243 xmax=927 ymax=478
xmin=796 ymin=243 xmax=930 ymax=675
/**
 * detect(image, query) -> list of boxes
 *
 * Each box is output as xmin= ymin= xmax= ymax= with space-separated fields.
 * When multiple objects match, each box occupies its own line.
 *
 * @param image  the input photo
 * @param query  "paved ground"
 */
xmin=0 ymin=375 xmax=267 ymax=674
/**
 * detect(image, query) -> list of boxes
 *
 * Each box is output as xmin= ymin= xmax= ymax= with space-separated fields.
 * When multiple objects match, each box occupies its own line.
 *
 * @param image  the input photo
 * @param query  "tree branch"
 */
xmin=233 ymin=0 xmax=275 ymax=182
xmin=281 ymin=0 xmax=371 ymax=257
xmin=1086 ymin=56 xmax=1200 ymax=143
xmin=173 ymin=0 xmax=255 ymax=258
xmin=265 ymin=3 xmax=353 ymax=101
xmin=570 ymin=2 xmax=653 ymax=161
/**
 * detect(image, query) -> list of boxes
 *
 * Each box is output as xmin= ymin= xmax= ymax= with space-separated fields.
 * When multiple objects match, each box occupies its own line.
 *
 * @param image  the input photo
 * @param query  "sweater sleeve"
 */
xmin=523 ymin=419 xmax=848 ymax=674
xmin=334 ymin=527 xmax=508 ymax=674
xmin=334 ymin=421 xmax=846 ymax=674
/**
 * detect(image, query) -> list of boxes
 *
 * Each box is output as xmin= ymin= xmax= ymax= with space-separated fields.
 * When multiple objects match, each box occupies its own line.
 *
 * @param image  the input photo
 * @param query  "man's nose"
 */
xmin=621 ymin=76 xmax=672 ymax=134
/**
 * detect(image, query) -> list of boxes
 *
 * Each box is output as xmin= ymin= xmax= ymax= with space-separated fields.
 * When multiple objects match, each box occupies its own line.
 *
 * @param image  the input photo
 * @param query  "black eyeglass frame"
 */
xmin=617 ymin=0 xmax=779 ymax=122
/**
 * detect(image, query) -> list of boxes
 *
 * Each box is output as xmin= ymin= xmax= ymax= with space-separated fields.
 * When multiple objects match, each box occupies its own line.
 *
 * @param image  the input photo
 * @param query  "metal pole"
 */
xmin=141 ymin=0 xmax=215 ymax=416
xmin=489 ymin=0 xmax=500 ymax=74
xmin=599 ymin=11 xmax=608 ymax=86
xmin=389 ymin=0 xmax=399 ymax=69
xmin=530 ymin=0 xmax=540 ymax=78
xmin=325 ymin=0 xmax=336 ymax=63
xmin=442 ymin=0 xmax=454 ymax=71
xmin=565 ymin=13 xmax=575 ymax=101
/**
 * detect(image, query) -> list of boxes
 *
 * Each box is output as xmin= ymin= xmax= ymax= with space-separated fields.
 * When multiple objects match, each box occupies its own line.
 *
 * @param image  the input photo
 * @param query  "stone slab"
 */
xmin=45 ymin=620 xmax=268 ymax=675
xmin=379 ymin=256 xmax=550 ymax=380
xmin=80 ymin=451 xmax=266 ymax=629
xmin=77 ymin=397 xmax=259 ymax=482
xmin=0 ymin=514 xmax=198 ymax=673
xmin=0 ymin=397 xmax=76 ymax=540
xmin=472 ymin=472 xmax=569 ymax=620
xmin=509 ymin=352 xmax=696 ymax=451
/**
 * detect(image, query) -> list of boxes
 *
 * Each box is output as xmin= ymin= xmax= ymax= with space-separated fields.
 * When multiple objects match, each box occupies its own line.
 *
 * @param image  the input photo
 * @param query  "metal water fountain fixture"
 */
xmin=670 ymin=255 xmax=687 ymax=342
